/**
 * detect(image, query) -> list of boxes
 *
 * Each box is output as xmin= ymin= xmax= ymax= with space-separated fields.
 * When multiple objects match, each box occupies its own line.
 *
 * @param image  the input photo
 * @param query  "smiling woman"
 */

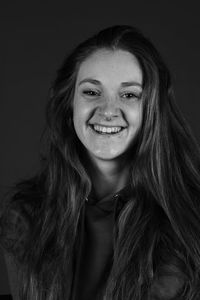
xmin=73 ymin=49 xmax=143 ymax=192
xmin=72 ymin=49 xmax=143 ymax=200
xmin=1 ymin=25 xmax=200 ymax=300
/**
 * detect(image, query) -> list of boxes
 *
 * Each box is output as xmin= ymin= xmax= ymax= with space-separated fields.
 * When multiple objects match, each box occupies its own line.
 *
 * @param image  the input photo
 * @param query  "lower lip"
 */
xmin=88 ymin=125 xmax=127 ymax=137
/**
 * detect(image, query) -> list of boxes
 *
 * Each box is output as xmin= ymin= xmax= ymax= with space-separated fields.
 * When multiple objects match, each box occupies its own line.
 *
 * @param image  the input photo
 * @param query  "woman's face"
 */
xmin=73 ymin=49 xmax=143 ymax=164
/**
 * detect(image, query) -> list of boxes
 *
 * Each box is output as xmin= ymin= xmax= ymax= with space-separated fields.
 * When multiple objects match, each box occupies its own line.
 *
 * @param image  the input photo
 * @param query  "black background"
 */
xmin=1 ymin=0 xmax=200 ymax=295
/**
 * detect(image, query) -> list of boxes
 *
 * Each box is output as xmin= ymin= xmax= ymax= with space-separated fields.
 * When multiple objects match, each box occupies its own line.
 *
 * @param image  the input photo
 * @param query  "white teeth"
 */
xmin=93 ymin=125 xmax=123 ymax=133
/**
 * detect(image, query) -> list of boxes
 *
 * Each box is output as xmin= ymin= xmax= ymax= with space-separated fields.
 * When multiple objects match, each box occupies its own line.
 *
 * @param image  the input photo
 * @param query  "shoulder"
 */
xmin=0 ymin=176 xmax=44 ymax=261
xmin=151 ymin=263 xmax=186 ymax=299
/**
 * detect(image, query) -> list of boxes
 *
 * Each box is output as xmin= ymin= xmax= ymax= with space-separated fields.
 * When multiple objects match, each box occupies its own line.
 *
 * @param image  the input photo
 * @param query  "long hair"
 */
xmin=1 ymin=25 xmax=200 ymax=299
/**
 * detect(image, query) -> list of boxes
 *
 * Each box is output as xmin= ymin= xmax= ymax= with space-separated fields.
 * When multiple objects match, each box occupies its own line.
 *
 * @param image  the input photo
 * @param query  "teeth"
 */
xmin=93 ymin=125 xmax=122 ymax=133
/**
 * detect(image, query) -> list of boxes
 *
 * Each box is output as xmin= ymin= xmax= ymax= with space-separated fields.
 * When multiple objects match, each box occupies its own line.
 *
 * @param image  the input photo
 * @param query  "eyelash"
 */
xmin=82 ymin=90 xmax=141 ymax=99
xmin=83 ymin=90 xmax=100 ymax=96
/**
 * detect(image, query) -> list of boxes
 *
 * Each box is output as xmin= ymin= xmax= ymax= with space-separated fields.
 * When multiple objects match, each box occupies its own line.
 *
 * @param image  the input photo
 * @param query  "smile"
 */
xmin=89 ymin=124 xmax=127 ymax=135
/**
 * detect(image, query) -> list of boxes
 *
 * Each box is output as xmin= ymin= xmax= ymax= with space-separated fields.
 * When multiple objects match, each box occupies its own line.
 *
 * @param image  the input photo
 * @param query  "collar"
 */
xmin=85 ymin=183 xmax=134 ymax=218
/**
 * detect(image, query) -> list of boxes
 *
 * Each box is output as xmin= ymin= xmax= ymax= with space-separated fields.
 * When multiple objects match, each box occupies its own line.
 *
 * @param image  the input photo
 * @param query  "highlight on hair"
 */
xmin=1 ymin=25 xmax=200 ymax=299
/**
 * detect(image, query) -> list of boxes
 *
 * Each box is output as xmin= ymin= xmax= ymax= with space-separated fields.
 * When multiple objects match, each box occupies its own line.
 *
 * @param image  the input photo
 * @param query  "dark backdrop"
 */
xmin=1 ymin=0 xmax=200 ymax=295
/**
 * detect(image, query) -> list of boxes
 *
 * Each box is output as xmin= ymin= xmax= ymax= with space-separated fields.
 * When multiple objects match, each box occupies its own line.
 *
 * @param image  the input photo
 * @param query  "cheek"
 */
xmin=128 ymin=105 xmax=143 ymax=128
xmin=73 ymin=100 xmax=90 ymax=133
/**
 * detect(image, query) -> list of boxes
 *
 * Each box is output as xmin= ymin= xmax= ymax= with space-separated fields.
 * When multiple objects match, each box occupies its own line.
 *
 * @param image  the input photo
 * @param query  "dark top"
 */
xmin=71 ymin=184 xmax=133 ymax=300
xmin=70 ymin=183 xmax=186 ymax=300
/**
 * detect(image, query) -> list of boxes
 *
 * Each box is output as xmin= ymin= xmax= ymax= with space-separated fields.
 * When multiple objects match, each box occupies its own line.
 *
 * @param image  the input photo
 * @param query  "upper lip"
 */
xmin=89 ymin=123 xmax=127 ymax=128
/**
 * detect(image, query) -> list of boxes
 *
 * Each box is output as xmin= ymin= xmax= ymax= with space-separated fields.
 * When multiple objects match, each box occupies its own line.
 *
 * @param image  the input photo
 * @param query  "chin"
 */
xmin=92 ymin=149 xmax=126 ymax=161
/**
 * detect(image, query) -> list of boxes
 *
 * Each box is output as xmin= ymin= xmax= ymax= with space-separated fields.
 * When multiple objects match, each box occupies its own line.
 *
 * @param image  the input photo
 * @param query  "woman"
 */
xmin=1 ymin=24 xmax=200 ymax=300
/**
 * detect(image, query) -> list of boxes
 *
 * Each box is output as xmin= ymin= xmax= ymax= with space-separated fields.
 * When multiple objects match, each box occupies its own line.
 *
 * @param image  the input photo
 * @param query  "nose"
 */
xmin=98 ymin=95 xmax=119 ymax=120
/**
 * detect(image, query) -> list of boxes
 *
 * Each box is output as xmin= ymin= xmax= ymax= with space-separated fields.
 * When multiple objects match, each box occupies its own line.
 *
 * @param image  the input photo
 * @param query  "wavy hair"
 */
xmin=1 ymin=25 xmax=200 ymax=299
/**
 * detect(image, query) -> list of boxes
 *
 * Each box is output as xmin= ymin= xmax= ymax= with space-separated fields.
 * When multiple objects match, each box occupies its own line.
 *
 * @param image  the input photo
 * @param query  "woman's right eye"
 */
xmin=82 ymin=90 xmax=100 ymax=97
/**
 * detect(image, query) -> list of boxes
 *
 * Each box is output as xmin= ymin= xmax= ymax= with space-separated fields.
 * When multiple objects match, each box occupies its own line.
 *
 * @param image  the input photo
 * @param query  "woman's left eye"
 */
xmin=121 ymin=92 xmax=140 ymax=99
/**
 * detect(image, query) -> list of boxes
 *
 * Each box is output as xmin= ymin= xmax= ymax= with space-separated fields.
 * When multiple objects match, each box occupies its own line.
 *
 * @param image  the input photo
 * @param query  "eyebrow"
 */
xmin=78 ymin=78 xmax=142 ymax=88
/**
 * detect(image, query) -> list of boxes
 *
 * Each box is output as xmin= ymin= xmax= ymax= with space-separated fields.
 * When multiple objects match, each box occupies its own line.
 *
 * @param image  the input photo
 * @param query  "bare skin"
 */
xmin=82 ymin=148 xmax=132 ymax=201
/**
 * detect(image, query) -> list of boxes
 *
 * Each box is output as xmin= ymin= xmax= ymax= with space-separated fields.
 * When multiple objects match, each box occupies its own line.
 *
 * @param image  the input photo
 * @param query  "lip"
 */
xmin=89 ymin=123 xmax=127 ymax=128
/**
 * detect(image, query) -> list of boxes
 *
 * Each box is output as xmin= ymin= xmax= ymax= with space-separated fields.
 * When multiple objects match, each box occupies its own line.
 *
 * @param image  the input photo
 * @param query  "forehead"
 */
xmin=76 ymin=49 xmax=143 ymax=86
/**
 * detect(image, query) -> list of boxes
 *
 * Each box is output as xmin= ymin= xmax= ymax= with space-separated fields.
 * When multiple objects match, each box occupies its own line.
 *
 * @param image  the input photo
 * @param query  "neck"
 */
xmin=86 ymin=154 xmax=130 ymax=200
